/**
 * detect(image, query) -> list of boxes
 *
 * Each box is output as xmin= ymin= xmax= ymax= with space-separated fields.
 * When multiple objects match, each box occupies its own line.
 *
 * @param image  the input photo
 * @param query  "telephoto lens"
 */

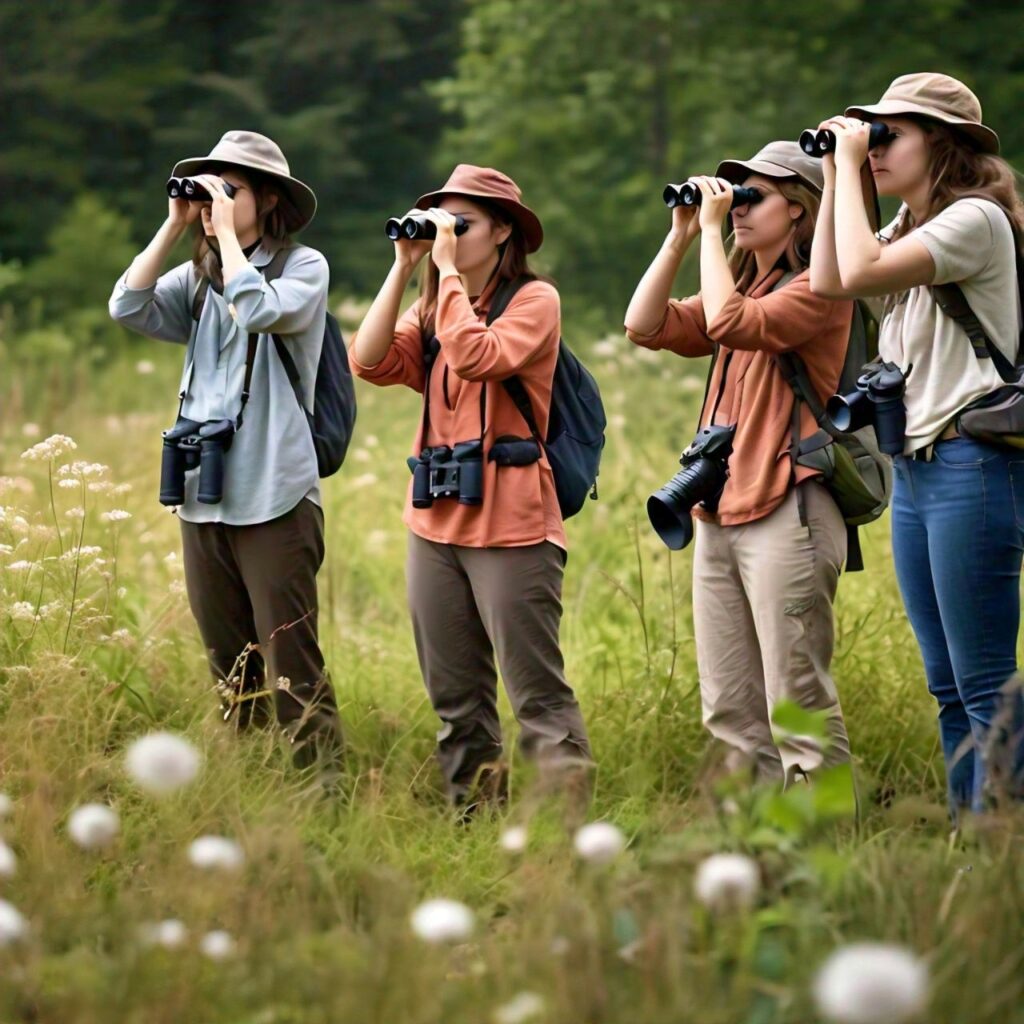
xmin=647 ymin=424 xmax=736 ymax=550
xmin=826 ymin=361 xmax=908 ymax=455
xmin=180 ymin=177 xmax=238 ymax=201
xmin=799 ymin=121 xmax=895 ymax=158
xmin=663 ymin=183 xmax=763 ymax=210
xmin=402 ymin=214 xmax=469 ymax=241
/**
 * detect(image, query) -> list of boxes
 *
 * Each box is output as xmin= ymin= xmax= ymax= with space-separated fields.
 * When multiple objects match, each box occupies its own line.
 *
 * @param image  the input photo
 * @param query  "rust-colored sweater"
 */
xmin=350 ymin=275 xmax=565 ymax=549
xmin=626 ymin=269 xmax=852 ymax=526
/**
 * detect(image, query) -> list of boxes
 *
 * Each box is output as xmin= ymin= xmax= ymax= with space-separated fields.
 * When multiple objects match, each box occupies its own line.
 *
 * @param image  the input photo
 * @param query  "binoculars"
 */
xmin=166 ymin=177 xmax=238 ymax=202
xmin=384 ymin=214 xmax=469 ymax=241
xmin=826 ymin=361 xmax=909 ymax=456
xmin=408 ymin=440 xmax=483 ymax=508
xmin=799 ymin=122 xmax=895 ymax=158
xmin=159 ymin=417 xmax=236 ymax=506
xmin=663 ymin=182 xmax=763 ymax=210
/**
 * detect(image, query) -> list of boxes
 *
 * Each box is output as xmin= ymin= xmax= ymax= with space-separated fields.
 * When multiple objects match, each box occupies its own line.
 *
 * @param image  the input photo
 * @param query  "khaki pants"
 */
xmin=693 ymin=481 xmax=850 ymax=785
xmin=179 ymin=498 xmax=344 ymax=768
xmin=406 ymin=533 xmax=591 ymax=803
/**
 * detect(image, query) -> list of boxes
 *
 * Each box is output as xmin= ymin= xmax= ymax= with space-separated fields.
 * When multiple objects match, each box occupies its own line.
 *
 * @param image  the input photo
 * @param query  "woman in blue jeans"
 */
xmin=809 ymin=72 xmax=1024 ymax=815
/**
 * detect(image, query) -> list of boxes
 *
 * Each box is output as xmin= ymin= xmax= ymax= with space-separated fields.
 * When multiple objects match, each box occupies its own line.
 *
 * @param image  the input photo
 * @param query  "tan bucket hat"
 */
xmin=416 ymin=164 xmax=544 ymax=253
xmin=845 ymin=72 xmax=999 ymax=154
xmin=716 ymin=141 xmax=825 ymax=193
xmin=173 ymin=130 xmax=318 ymax=232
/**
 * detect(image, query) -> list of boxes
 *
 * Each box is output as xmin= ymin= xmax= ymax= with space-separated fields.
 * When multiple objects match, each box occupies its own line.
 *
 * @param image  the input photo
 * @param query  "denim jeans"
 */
xmin=891 ymin=437 xmax=1024 ymax=814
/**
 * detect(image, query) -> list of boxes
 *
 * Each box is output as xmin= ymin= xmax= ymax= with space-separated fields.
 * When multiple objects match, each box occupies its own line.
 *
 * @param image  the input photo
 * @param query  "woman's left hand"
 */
xmin=196 ymin=174 xmax=237 ymax=240
xmin=695 ymin=176 xmax=735 ymax=232
xmin=424 ymin=208 xmax=459 ymax=276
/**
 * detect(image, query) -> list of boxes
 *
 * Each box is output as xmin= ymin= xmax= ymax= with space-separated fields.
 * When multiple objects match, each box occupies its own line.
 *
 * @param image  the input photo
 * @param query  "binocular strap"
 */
xmin=420 ymin=334 xmax=487 ymax=456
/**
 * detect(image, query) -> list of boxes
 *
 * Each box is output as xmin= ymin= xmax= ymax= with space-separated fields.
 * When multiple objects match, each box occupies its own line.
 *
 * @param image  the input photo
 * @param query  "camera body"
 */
xmin=663 ymin=183 xmax=763 ymax=210
xmin=159 ymin=417 xmax=236 ymax=506
xmin=384 ymin=214 xmax=469 ymax=241
xmin=647 ymin=424 xmax=737 ymax=550
xmin=826 ymin=361 xmax=908 ymax=455
xmin=407 ymin=440 xmax=484 ymax=508
xmin=798 ymin=121 xmax=895 ymax=158
xmin=166 ymin=177 xmax=239 ymax=202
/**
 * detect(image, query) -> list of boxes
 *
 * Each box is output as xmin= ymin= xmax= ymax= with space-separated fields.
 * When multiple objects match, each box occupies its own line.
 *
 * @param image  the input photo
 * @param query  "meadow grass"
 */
xmin=1 ymin=329 xmax=1023 ymax=1024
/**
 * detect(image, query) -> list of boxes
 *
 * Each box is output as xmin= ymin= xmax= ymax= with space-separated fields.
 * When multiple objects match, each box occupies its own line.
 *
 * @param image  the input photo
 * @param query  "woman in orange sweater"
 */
xmin=625 ymin=142 xmax=854 ymax=786
xmin=350 ymin=165 xmax=591 ymax=813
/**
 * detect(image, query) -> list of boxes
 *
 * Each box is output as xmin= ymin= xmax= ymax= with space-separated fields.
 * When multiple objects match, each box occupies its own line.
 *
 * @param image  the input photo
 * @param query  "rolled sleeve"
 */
xmin=224 ymin=249 xmax=329 ymax=334
xmin=108 ymin=262 xmax=193 ymax=344
xmin=625 ymin=296 xmax=715 ymax=357
xmin=349 ymin=302 xmax=427 ymax=393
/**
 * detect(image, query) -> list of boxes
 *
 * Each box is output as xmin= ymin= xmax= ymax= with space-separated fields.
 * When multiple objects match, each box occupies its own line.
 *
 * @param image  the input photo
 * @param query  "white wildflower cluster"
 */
xmin=693 ymin=853 xmax=761 ymax=912
xmin=20 ymin=434 xmax=77 ymax=462
xmin=814 ymin=943 xmax=929 ymax=1024
xmin=573 ymin=822 xmax=626 ymax=864
xmin=410 ymin=899 xmax=475 ymax=944
xmin=125 ymin=732 xmax=201 ymax=795
xmin=187 ymin=836 xmax=244 ymax=872
xmin=101 ymin=509 xmax=132 ymax=523
xmin=56 ymin=461 xmax=109 ymax=482
xmin=67 ymin=804 xmax=120 ymax=851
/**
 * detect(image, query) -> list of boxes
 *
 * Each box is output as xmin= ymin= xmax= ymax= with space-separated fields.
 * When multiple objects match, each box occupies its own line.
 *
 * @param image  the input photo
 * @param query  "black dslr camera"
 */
xmin=826 ymin=362 xmax=909 ymax=456
xmin=408 ymin=440 xmax=484 ymax=508
xmin=647 ymin=424 xmax=737 ymax=550
xmin=166 ymin=177 xmax=238 ymax=202
xmin=798 ymin=122 xmax=895 ymax=158
xmin=384 ymin=214 xmax=469 ymax=241
xmin=159 ymin=417 xmax=236 ymax=506
xmin=663 ymin=182 xmax=763 ymax=210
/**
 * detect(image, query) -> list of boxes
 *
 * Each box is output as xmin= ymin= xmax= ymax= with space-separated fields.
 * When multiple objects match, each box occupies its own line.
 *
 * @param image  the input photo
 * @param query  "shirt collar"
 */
xmin=248 ymin=236 xmax=284 ymax=269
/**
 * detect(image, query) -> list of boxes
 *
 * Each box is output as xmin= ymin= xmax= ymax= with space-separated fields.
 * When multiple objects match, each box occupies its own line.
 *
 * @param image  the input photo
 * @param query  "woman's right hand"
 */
xmin=167 ymin=194 xmax=202 ymax=231
xmin=393 ymin=208 xmax=434 ymax=269
xmin=817 ymin=116 xmax=850 ymax=185
xmin=669 ymin=193 xmax=701 ymax=246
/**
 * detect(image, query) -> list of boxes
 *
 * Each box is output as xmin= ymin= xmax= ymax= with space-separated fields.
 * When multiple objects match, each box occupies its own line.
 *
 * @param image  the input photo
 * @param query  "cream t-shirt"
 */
xmin=878 ymin=197 xmax=1020 ymax=452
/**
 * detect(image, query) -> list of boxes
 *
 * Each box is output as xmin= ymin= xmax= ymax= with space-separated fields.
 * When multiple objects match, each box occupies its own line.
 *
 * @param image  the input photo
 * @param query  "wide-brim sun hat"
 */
xmin=716 ymin=141 xmax=825 ymax=193
xmin=845 ymin=72 xmax=999 ymax=154
xmin=173 ymin=130 xmax=318 ymax=232
xmin=415 ymin=164 xmax=544 ymax=253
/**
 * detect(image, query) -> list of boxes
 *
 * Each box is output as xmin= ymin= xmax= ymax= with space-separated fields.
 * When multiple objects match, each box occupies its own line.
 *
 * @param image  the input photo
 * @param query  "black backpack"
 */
xmin=489 ymin=276 xmax=606 ymax=518
xmin=192 ymin=246 xmax=357 ymax=477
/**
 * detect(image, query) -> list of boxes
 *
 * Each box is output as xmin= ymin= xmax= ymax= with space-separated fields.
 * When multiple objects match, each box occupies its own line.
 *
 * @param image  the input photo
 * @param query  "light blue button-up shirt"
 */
xmin=109 ymin=240 xmax=328 ymax=525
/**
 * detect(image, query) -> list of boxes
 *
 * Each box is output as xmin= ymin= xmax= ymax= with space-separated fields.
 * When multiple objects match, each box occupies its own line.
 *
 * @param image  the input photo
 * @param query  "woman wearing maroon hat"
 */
xmin=350 ymin=165 xmax=591 ymax=815
xmin=811 ymin=73 xmax=1024 ymax=816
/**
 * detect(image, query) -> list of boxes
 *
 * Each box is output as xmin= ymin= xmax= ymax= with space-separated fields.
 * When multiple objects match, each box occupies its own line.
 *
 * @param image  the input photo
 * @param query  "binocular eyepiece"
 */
xmin=825 ymin=361 xmax=910 ymax=456
xmin=798 ymin=121 xmax=895 ymax=158
xmin=166 ymin=177 xmax=238 ymax=202
xmin=384 ymin=214 xmax=469 ymax=241
xmin=663 ymin=182 xmax=763 ymax=210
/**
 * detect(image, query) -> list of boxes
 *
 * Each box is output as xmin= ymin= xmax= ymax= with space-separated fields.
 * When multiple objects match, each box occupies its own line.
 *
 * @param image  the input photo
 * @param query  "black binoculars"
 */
xmin=663 ymin=182 xmax=763 ymax=210
xmin=166 ymin=177 xmax=238 ymax=202
xmin=798 ymin=121 xmax=895 ymax=158
xmin=648 ymin=423 xmax=736 ymax=550
xmin=384 ymin=214 xmax=469 ymax=241
xmin=408 ymin=440 xmax=483 ymax=508
xmin=159 ymin=417 xmax=236 ymax=506
xmin=826 ymin=361 xmax=910 ymax=456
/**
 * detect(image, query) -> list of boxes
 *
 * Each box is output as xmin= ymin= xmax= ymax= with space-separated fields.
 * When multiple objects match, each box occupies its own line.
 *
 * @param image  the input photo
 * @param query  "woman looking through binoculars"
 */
xmin=625 ymin=142 xmax=856 ymax=787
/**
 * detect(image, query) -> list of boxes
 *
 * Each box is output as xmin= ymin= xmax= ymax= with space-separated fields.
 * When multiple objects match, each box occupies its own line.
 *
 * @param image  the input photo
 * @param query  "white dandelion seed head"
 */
xmin=140 ymin=918 xmax=188 ymax=950
xmin=493 ymin=991 xmax=546 ymax=1024
xmin=499 ymin=825 xmax=528 ymax=854
xmin=0 ymin=841 xmax=16 ymax=879
xmin=187 ymin=835 xmax=245 ymax=872
xmin=200 ymin=929 xmax=236 ymax=960
xmin=125 ymin=732 xmax=201 ymax=796
xmin=573 ymin=822 xmax=626 ymax=864
xmin=20 ymin=434 xmax=77 ymax=462
xmin=0 ymin=900 xmax=27 ymax=946
xmin=410 ymin=898 xmax=475 ymax=944
xmin=67 ymin=803 xmax=120 ymax=851
xmin=814 ymin=943 xmax=929 ymax=1024
xmin=693 ymin=853 xmax=760 ymax=912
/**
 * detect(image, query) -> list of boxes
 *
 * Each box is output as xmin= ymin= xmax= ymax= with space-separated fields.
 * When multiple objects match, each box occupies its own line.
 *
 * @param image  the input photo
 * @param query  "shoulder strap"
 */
xmin=489 ymin=275 xmax=545 ymax=440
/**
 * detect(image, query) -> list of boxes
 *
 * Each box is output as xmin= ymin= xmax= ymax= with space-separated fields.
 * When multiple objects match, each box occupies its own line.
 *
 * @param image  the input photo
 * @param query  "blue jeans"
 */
xmin=891 ymin=437 xmax=1024 ymax=814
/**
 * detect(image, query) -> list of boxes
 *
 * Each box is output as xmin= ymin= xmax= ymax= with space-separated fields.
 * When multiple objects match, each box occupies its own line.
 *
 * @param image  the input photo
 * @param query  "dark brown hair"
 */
xmin=190 ymin=163 xmax=301 ymax=288
xmin=726 ymin=178 xmax=821 ymax=293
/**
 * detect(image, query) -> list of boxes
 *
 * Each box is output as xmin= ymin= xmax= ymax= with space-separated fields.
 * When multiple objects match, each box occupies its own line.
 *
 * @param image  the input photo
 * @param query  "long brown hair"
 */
xmin=887 ymin=117 xmax=1024 ymax=246
xmin=416 ymin=196 xmax=539 ymax=337
xmin=726 ymin=179 xmax=821 ymax=293
xmin=190 ymin=163 xmax=301 ymax=288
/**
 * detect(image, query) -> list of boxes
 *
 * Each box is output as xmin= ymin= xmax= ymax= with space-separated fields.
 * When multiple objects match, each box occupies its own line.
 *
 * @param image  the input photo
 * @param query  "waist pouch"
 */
xmin=488 ymin=435 xmax=543 ymax=467
xmin=956 ymin=380 xmax=1024 ymax=450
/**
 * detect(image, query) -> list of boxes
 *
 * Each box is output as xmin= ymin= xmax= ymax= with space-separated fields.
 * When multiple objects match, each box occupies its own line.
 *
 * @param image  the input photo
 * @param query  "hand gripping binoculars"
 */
xmin=798 ymin=122 xmax=895 ymax=158
xmin=663 ymin=182 xmax=763 ymax=210
xmin=166 ymin=177 xmax=238 ymax=202
xmin=384 ymin=214 xmax=469 ymax=241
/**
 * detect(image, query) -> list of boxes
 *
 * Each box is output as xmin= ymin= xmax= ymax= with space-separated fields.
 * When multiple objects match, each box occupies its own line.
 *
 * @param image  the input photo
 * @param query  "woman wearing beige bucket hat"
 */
xmin=811 ymin=73 xmax=1024 ymax=815
xmin=625 ymin=142 xmax=858 ymax=788
xmin=350 ymin=165 xmax=592 ymax=816
xmin=109 ymin=130 xmax=345 ymax=773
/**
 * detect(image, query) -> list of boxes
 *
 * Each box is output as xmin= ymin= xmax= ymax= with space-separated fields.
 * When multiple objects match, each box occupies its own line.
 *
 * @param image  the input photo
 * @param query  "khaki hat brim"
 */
xmin=172 ymin=156 xmax=318 ymax=232
xmin=415 ymin=190 xmax=544 ymax=253
xmin=716 ymin=158 xmax=820 ymax=193
xmin=844 ymin=101 xmax=1000 ymax=154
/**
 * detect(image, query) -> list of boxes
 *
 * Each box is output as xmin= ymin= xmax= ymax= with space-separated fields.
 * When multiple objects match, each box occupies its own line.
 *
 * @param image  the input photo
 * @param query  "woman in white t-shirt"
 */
xmin=810 ymin=73 xmax=1024 ymax=817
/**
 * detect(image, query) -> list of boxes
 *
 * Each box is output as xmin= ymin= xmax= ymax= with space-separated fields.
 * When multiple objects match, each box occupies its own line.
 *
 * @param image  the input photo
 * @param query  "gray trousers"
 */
xmin=693 ymin=481 xmax=851 ymax=785
xmin=406 ymin=533 xmax=592 ymax=802
xmin=179 ymin=498 xmax=343 ymax=768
